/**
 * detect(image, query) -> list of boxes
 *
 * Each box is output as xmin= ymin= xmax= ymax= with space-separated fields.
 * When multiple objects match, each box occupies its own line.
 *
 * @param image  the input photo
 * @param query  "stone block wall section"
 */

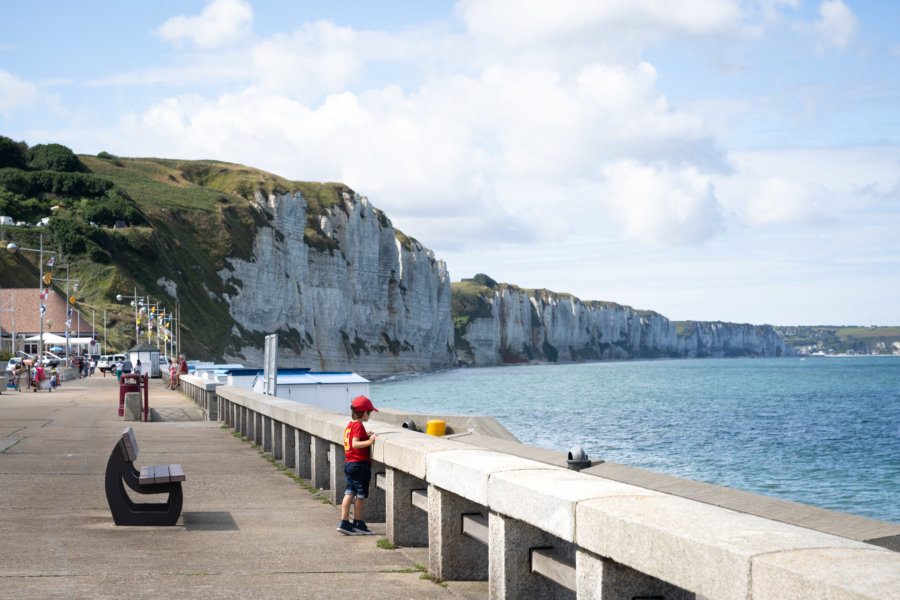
xmin=181 ymin=376 xmax=900 ymax=600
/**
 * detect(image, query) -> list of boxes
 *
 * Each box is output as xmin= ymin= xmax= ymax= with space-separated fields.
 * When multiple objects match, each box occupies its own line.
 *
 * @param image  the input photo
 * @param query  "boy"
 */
xmin=337 ymin=395 xmax=378 ymax=535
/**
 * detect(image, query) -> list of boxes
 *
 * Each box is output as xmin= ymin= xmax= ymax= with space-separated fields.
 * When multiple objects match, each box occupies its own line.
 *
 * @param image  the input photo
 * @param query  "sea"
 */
xmin=372 ymin=356 xmax=900 ymax=525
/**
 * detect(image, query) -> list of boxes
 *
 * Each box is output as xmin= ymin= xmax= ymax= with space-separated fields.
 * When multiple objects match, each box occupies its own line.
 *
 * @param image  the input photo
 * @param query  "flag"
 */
xmin=40 ymin=304 xmax=46 ymax=316
xmin=43 ymin=272 xmax=51 ymax=285
xmin=65 ymin=319 xmax=71 ymax=328
xmin=46 ymin=257 xmax=54 ymax=268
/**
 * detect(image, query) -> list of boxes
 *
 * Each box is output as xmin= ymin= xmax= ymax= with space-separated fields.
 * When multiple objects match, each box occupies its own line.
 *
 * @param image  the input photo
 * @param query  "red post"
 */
xmin=142 ymin=373 xmax=149 ymax=422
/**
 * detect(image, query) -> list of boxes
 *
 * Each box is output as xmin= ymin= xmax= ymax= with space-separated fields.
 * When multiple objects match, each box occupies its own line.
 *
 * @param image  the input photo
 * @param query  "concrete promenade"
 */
xmin=0 ymin=375 xmax=485 ymax=599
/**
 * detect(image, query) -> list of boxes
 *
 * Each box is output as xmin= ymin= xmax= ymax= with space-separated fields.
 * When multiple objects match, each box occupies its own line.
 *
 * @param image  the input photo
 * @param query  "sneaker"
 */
xmin=353 ymin=520 xmax=374 ymax=535
xmin=337 ymin=520 xmax=359 ymax=535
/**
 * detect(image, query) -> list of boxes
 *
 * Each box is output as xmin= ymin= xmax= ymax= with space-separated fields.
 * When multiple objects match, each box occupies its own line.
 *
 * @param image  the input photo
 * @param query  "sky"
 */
xmin=1 ymin=0 xmax=898 ymax=326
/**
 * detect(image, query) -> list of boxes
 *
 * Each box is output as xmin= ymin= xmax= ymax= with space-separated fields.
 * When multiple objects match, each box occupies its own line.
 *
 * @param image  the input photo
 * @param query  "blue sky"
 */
xmin=2 ymin=0 xmax=898 ymax=326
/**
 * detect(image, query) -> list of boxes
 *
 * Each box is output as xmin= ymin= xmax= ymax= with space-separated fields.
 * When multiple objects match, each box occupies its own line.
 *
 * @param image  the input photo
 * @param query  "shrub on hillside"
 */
xmin=80 ymin=189 xmax=141 ymax=226
xmin=0 ymin=136 xmax=27 ymax=170
xmin=47 ymin=217 xmax=88 ymax=255
xmin=26 ymin=143 xmax=83 ymax=172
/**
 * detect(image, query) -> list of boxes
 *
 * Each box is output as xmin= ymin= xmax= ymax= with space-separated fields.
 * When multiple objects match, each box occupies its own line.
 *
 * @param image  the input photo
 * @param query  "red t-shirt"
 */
xmin=343 ymin=421 xmax=370 ymax=463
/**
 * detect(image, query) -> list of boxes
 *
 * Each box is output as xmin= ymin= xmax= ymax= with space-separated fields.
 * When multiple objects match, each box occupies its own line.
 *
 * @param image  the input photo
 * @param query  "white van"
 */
xmin=0 ymin=216 xmax=14 ymax=226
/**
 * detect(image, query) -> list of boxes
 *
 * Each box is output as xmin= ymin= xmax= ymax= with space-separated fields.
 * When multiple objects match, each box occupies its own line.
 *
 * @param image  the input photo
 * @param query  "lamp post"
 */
xmin=116 ymin=288 xmax=143 ymax=348
xmin=6 ymin=233 xmax=56 ymax=365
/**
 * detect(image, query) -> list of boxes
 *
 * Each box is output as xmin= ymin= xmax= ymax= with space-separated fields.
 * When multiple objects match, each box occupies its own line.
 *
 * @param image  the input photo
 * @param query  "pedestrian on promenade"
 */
xmin=122 ymin=356 xmax=133 ymax=375
xmin=115 ymin=358 xmax=123 ymax=381
xmin=135 ymin=359 xmax=142 ymax=375
xmin=165 ymin=359 xmax=176 ymax=389
xmin=337 ymin=395 xmax=378 ymax=536
xmin=89 ymin=357 xmax=96 ymax=377
xmin=174 ymin=355 xmax=187 ymax=387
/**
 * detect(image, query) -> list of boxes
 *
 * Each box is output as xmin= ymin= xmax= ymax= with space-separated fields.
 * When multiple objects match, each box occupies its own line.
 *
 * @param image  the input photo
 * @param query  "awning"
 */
xmin=24 ymin=333 xmax=68 ymax=343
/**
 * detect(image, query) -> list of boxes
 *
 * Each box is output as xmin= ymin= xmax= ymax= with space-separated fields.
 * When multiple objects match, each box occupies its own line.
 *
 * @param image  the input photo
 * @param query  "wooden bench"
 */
xmin=104 ymin=426 xmax=186 ymax=526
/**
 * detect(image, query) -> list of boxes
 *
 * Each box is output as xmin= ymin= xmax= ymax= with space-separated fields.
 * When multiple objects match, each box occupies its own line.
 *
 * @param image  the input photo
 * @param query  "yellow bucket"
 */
xmin=425 ymin=419 xmax=446 ymax=437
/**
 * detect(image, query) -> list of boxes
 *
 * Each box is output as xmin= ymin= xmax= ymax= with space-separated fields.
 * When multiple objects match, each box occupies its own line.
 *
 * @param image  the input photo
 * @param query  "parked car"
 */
xmin=6 ymin=357 xmax=22 ymax=372
xmin=97 ymin=354 xmax=125 ymax=373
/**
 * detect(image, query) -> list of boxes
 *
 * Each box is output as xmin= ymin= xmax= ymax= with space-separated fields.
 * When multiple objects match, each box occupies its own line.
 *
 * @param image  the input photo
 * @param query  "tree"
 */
xmin=26 ymin=143 xmax=83 ymax=172
xmin=0 ymin=136 xmax=27 ymax=169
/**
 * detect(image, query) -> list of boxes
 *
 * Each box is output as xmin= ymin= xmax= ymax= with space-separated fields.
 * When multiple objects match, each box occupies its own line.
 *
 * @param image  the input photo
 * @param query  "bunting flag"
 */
xmin=43 ymin=272 xmax=52 ymax=285
xmin=46 ymin=257 xmax=54 ymax=268
xmin=67 ymin=308 xmax=72 ymax=317
xmin=40 ymin=304 xmax=46 ymax=316
xmin=65 ymin=319 xmax=71 ymax=328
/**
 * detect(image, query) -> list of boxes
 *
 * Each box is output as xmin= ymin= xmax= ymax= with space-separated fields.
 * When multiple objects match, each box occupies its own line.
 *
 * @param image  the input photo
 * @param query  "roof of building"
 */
xmin=0 ymin=288 xmax=96 ymax=337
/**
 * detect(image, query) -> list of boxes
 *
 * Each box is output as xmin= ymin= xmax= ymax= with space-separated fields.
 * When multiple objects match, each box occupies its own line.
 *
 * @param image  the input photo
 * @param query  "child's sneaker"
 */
xmin=353 ymin=520 xmax=374 ymax=535
xmin=337 ymin=520 xmax=359 ymax=535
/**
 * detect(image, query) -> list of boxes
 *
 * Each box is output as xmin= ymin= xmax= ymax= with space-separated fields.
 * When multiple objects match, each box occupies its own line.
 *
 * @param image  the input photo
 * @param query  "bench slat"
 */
xmin=153 ymin=465 xmax=170 ymax=484
xmin=168 ymin=464 xmax=186 ymax=482
xmin=121 ymin=427 xmax=139 ymax=462
xmin=139 ymin=465 xmax=154 ymax=485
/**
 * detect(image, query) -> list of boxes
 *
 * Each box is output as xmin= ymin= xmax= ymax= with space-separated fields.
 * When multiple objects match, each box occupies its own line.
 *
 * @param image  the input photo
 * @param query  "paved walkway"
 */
xmin=0 ymin=375 xmax=486 ymax=599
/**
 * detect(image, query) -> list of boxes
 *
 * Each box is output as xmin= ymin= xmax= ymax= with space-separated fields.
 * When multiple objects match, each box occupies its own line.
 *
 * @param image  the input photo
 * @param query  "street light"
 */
xmin=6 ymin=233 xmax=56 ymax=365
xmin=116 ymin=288 xmax=143 ymax=348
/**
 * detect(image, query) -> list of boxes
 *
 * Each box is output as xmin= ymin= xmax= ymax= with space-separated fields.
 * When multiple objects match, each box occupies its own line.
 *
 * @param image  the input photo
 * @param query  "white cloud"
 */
xmin=157 ymin=0 xmax=254 ymax=49
xmin=740 ymin=177 xmax=830 ymax=225
xmin=601 ymin=160 xmax=724 ymax=245
xmin=0 ymin=70 xmax=39 ymax=116
xmin=809 ymin=0 xmax=858 ymax=50
xmin=456 ymin=0 xmax=746 ymax=45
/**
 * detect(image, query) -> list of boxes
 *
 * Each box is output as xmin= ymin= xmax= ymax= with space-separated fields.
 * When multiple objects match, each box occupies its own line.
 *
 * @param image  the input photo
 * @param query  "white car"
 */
xmin=6 ymin=357 xmax=22 ymax=372
xmin=97 ymin=354 xmax=125 ymax=373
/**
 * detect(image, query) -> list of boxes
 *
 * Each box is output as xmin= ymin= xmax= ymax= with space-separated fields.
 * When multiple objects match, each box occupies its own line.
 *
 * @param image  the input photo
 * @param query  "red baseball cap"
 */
xmin=351 ymin=395 xmax=378 ymax=412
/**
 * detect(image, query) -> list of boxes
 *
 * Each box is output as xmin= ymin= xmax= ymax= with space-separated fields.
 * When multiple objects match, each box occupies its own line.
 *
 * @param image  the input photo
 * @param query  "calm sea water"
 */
xmin=372 ymin=356 xmax=900 ymax=524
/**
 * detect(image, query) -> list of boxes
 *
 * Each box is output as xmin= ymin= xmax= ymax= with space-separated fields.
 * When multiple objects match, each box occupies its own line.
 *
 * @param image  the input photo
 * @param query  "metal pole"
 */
xmin=103 ymin=310 xmax=106 ymax=355
xmin=38 ymin=234 xmax=44 ymax=366
xmin=64 ymin=266 xmax=69 ymax=364
xmin=133 ymin=286 xmax=139 ymax=348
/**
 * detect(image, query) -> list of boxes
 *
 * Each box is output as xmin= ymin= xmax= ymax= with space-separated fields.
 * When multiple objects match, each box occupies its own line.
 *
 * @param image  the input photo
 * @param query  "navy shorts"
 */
xmin=344 ymin=461 xmax=371 ymax=498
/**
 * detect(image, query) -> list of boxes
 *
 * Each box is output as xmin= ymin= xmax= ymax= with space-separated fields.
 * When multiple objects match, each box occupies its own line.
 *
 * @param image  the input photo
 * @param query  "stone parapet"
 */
xmin=180 ymin=378 xmax=900 ymax=600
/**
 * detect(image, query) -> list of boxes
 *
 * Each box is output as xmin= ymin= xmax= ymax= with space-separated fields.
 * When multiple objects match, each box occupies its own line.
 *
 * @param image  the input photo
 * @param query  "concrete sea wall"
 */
xmin=181 ymin=376 xmax=900 ymax=599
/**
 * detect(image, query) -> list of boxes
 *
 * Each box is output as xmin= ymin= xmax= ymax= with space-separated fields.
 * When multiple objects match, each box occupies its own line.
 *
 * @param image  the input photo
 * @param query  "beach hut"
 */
xmin=127 ymin=342 xmax=161 ymax=378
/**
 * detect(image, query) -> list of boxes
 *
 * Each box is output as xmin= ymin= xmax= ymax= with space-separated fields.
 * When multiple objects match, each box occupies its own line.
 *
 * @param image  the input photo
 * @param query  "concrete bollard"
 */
xmin=123 ymin=392 xmax=142 ymax=421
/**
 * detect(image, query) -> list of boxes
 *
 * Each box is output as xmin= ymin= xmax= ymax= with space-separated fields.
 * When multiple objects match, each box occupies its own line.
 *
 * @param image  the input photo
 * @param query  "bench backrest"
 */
xmin=120 ymin=427 xmax=139 ymax=462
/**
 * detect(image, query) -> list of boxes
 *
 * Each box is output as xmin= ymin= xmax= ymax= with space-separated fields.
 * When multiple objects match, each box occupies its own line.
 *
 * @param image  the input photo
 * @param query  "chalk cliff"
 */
xmin=218 ymin=190 xmax=455 ymax=377
xmin=454 ymin=278 xmax=789 ymax=365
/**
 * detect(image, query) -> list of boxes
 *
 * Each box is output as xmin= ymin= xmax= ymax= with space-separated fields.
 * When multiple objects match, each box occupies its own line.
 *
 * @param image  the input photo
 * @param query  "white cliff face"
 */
xmin=456 ymin=286 xmax=788 ymax=365
xmin=675 ymin=322 xmax=789 ymax=358
xmin=219 ymin=190 xmax=454 ymax=377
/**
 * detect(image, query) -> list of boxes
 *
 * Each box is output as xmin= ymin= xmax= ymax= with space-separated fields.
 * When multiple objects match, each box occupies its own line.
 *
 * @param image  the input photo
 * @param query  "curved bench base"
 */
xmin=104 ymin=443 xmax=183 ymax=526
